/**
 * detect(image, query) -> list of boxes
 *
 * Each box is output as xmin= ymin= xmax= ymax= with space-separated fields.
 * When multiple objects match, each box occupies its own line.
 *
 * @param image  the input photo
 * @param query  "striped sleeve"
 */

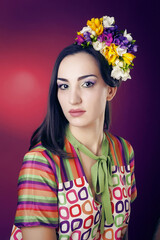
xmin=128 ymin=144 xmax=137 ymax=203
xmin=14 ymin=150 xmax=58 ymax=229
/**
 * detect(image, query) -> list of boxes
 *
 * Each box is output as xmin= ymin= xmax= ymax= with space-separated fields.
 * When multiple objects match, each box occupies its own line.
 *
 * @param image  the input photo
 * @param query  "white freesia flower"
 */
xmin=111 ymin=65 xmax=131 ymax=81
xmin=92 ymin=41 xmax=105 ymax=51
xmin=115 ymin=59 xmax=124 ymax=67
xmin=103 ymin=16 xmax=115 ymax=28
xmin=116 ymin=46 xmax=127 ymax=56
xmin=80 ymin=26 xmax=96 ymax=36
xmin=80 ymin=26 xmax=91 ymax=34
xmin=90 ymin=30 xmax=96 ymax=36
xmin=123 ymin=29 xmax=133 ymax=41
xmin=122 ymin=69 xmax=131 ymax=81
xmin=111 ymin=66 xmax=122 ymax=80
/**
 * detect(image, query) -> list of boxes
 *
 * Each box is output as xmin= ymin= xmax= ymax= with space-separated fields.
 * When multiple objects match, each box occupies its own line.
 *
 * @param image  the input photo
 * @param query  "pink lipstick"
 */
xmin=69 ymin=109 xmax=86 ymax=117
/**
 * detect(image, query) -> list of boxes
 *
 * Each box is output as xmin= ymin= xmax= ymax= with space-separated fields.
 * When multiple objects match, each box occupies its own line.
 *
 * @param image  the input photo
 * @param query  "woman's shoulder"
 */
xmin=21 ymin=142 xmax=61 ymax=182
xmin=105 ymin=131 xmax=134 ymax=150
xmin=104 ymin=130 xmax=134 ymax=165
xmin=24 ymin=141 xmax=48 ymax=158
xmin=22 ymin=141 xmax=56 ymax=166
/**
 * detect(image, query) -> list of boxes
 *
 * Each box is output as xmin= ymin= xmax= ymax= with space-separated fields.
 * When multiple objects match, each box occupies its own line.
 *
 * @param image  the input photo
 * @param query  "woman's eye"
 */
xmin=82 ymin=81 xmax=95 ymax=88
xmin=57 ymin=84 xmax=68 ymax=90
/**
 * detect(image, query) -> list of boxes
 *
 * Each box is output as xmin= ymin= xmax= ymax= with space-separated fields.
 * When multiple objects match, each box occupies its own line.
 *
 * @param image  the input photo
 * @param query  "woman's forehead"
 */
xmin=58 ymin=52 xmax=100 ymax=77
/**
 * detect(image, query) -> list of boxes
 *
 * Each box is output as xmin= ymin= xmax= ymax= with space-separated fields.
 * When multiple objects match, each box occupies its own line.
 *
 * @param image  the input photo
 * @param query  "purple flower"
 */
xmin=127 ymin=43 xmax=138 ymax=53
xmin=120 ymin=38 xmax=129 ymax=48
xmin=113 ymin=34 xmax=129 ymax=48
xmin=97 ymin=35 xmax=104 ymax=42
xmin=113 ymin=38 xmax=121 ymax=46
xmin=83 ymin=32 xmax=92 ymax=44
xmin=104 ymin=25 xmax=118 ymax=35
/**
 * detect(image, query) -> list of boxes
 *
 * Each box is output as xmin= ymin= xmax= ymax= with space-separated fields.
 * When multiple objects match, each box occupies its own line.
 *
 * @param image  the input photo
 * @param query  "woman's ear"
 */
xmin=106 ymin=86 xmax=117 ymax=101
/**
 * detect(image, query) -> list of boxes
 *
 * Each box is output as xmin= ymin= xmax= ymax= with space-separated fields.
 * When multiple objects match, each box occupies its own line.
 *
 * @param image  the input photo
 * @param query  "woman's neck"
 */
xmin=69 ymin=121 xmax=104 ymax=156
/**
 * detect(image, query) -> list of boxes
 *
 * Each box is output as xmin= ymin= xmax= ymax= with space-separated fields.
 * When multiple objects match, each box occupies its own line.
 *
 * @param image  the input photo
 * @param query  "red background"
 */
xmin=0 ymin=1 xmax=159 ymax=239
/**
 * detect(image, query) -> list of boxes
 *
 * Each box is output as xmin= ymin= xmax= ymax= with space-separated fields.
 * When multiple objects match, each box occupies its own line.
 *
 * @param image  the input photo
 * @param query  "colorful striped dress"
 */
xmin=10 ymin=127 xmax=137 ymax=240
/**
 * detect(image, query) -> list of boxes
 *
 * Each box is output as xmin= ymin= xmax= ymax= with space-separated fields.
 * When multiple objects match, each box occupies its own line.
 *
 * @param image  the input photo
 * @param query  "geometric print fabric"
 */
xmin=57 ymin=165 xmax=132 ymax=239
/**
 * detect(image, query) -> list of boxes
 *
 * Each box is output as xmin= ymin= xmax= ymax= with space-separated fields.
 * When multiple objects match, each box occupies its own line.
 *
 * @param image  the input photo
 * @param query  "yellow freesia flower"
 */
xmin=87 ymin=18 xmax=103 ymax=35
xmin=122 ymin=53 xmax=135 ymax=65
xmin=104 ymin=43 xmax=119 ymax=65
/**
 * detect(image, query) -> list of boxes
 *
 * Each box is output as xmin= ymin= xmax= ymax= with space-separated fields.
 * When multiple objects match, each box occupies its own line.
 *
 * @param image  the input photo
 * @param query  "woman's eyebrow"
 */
xmin=57 ymin=74 xmax=98 ymax=82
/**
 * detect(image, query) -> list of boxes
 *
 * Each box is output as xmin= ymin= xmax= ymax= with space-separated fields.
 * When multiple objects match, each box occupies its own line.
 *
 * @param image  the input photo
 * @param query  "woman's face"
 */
xmin=57 ymin=52 xmax=116 ymax=129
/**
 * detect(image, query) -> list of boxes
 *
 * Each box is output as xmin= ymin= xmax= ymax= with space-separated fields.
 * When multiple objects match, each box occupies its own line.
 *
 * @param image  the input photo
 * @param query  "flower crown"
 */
xmin=75 ymin=16 xmax=137 ymax=81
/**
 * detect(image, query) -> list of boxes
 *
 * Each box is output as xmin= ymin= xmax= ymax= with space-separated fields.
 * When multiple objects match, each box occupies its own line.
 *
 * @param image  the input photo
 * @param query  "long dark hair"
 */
xmin=29 ymin=44 xmax=121 ymax=158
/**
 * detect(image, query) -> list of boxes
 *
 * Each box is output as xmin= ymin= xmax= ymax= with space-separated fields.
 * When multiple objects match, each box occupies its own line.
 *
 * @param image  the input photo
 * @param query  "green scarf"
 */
xmin=65 ymin=125 xmax=114 ymax=234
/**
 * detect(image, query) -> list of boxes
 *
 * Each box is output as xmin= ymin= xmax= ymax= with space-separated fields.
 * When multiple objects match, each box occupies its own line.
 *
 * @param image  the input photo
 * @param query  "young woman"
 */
xmin=10 ymin=16 xmax=137 ymax=240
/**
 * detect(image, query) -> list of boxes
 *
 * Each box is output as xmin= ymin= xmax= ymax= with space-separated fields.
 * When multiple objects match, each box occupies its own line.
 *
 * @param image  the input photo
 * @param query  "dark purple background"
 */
xmin=0 ymin=1 xmax=159 ymax=239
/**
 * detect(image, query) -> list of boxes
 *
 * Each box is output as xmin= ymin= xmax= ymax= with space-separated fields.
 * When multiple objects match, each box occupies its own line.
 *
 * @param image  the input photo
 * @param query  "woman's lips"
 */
xmin=69 ymin=109 xmax=86 ymax=117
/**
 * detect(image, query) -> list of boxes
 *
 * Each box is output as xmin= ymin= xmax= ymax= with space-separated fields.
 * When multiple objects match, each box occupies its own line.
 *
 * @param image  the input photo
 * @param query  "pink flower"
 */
xmin=98 ymin=33 xmax=113 ymax=46
xmin=75 ymin=35 xmax=85 ymax=45
xmin=104 ymin=33 xmax=113 ymax=46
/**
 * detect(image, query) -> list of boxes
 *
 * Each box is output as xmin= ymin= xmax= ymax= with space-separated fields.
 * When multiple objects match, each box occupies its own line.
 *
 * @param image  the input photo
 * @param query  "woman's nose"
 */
xmin=69 ymin=87 xmax=82 ymax=105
